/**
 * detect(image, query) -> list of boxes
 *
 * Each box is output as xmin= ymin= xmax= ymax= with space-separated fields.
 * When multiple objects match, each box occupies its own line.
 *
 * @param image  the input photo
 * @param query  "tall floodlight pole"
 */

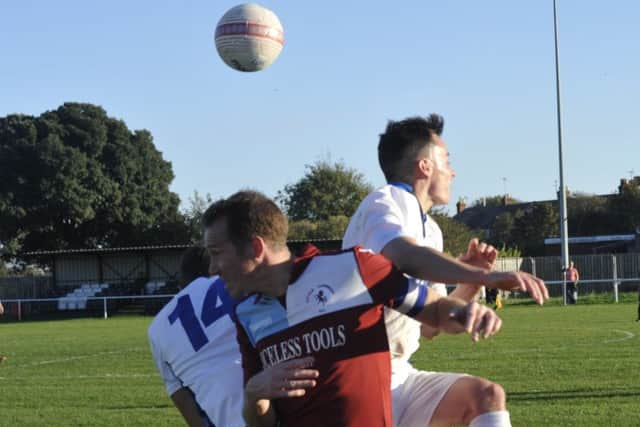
xmin=553 ymin=0 xmax=570 ymax=305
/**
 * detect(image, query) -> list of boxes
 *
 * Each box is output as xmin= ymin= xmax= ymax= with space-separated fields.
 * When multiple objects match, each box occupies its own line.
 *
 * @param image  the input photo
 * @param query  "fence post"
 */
xmin=530 ymin=257 xmax=536 ymax=277
xmin=612 ymin=254 xmax=619 ymax=303
xmin=17 ymin=299 xmax=22 ymax=321
xmin=103 ymin=297 xmax=108 ymax=319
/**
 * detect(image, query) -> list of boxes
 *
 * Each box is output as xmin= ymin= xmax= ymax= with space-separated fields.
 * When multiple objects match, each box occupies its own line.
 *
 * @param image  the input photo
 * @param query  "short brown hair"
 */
xmin=202 ymin=190 xmax=288 ymax=252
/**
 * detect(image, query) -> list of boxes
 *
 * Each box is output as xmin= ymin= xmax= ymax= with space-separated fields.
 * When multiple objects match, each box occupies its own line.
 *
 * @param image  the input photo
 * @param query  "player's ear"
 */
xmin=417 ymin=157 xmax=434 ymax=179
xmin=250 ymin=236 xmax=266 ymax=261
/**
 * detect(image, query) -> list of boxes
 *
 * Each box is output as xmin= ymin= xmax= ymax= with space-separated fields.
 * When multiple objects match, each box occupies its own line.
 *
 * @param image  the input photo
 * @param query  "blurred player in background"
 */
xmin=565 ymin=261 xmax=579 ymax=304
xmin=343 ymin=114 xmax=548 ymax=427
xmin=636 ymin=285 xmax=640 ymax=322
xmin=0 ymin=299 xmax=6 ymax=363
xmin=148 ymin=246 xmax=243 ymax=427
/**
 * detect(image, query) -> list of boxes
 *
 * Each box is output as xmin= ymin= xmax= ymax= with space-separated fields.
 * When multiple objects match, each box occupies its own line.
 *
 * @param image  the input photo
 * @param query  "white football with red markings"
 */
xmin=215 ymin=3 xmax=284 ymax=72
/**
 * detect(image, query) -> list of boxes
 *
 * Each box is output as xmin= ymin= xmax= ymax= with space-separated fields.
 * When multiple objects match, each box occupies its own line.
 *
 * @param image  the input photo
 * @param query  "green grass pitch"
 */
xmin=0 ymin=303 xmax=638 ymax=426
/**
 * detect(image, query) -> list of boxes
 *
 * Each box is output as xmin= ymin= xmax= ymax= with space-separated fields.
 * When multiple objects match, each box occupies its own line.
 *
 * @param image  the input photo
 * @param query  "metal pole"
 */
xmin=530 ymin=257 xmax=537 ymax=277
xmin=103 ymin=297 xmax=108 ymax=319
xmin=612 ymin=254 xmax=619 ymax=303
xmin=553 ymin=0 xmax=570 ymax=304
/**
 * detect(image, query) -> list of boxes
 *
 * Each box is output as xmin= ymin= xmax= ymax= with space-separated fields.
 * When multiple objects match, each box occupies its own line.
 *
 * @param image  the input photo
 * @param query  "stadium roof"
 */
xmin=22 ymin=239 xmax=343 ymax=256
xmin=23 ymin=244 xmax=192 ymax=256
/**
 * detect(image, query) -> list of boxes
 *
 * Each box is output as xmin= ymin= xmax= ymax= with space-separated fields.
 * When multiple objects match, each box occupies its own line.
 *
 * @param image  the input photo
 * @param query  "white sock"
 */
xmin=469 ymin=410 xmax=512 ymax=427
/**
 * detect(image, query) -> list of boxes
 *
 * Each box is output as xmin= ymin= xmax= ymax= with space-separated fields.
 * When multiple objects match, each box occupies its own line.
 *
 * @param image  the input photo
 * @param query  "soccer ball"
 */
xmin=214 ymin=3 xmax=284 ymax=72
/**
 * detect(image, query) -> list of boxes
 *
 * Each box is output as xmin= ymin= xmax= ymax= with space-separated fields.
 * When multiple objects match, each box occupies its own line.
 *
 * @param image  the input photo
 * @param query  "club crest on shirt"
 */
xmin=306 ymin=284 xmax=335 ymax=312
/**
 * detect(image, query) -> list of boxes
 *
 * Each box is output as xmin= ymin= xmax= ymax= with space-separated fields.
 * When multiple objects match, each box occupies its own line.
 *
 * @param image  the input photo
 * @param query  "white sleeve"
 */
xmin=346 ymin=196 xmax=413 ymax=253
xmin=148 ymin=333 xmax=183 ymax=396
xmin=423 ymin=217 xmax=447 ymax=295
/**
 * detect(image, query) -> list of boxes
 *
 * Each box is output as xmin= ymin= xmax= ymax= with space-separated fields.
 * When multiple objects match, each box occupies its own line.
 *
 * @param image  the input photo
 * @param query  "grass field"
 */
xmin=1 ymin=302 xmax=639 ymax=426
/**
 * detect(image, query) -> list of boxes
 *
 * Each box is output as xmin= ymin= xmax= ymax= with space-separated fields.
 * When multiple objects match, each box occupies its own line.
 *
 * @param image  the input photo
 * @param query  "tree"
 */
xmin=488 ymin=211 xmax=517 ymax=249
xmin=287 ymin=215 xmax=351 ymax=241
xmin=510 ymin=204 xmax=559 ymax=255
xmin=0 ymin=103 xmax=189 ymax=254
xmin=277 ymin=160 xmax=373 ymax=221
xmin=277 ymin=160 xmax=373 ymax=240
xmin=608 ymin=176 xmax=640 ymax=233
xmin=567 ymin=193 xmax=617 ymax=236
xmin=430 ymin=208 xmax=477 ymax=256
xmin=183 ymin=191 xmax=215 ymax=243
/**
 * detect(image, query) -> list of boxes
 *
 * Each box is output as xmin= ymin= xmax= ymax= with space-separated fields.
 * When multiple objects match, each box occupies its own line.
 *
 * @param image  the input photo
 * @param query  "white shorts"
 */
xmin=392 ymin=368 xmax=467 ymax=427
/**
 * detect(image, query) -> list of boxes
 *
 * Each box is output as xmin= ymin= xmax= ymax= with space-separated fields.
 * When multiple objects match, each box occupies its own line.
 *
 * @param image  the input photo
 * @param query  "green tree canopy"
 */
xmin=510 ymin=203 xmax=559 ymax=255
xmin=183 ymin=191 xmax=215 ymax=243
xmin=488 ymin=211 xmax=517 ymax=249
xmin=276 ymin=160 xmax=373 ymax=240
xmin=429 ymin=208 xmax=477 ymax=256
xmin=608 ymin=176 xmax=640 ymax=233
xmin=277 ymin=160 xmax=374 ymax=221
xmin=0 ymin=103 xmax=188 ymax=254
xmin=567 ymin=193 xmax=617 ymax=236
xmin=287 ymin=215 xmax=351 ymax=241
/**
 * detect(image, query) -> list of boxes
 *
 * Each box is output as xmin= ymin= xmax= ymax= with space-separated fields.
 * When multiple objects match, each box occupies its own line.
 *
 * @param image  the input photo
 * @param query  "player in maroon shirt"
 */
xmin=202 ymin=190 xmax=539 ymax=427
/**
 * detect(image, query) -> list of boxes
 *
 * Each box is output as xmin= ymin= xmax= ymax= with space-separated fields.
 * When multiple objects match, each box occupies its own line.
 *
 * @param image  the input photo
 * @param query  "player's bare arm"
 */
xmin=449 ymin=238 xmax=497 ymax=301
xmin=243 ymin=356 xmax=318 ymax=427
xmin=170 ymin=388 xmax=207 ymax=427
xmin=416 ymin=297 xmax=502 ymax=342
xmin=382 ymin=236 xmax=548 ymax=304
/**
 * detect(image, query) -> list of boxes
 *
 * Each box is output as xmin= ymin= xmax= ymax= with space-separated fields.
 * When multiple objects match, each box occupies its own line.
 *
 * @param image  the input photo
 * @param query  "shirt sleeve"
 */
xmin=148 ymin=334 xmax=183 ymax=396
xmin=353 ymin=247 xmax=429 ymax=318
xmin=232 ymin=308 xmax=263 ymax=385
xmin=345 ymin=193 xmax=413 ymax=253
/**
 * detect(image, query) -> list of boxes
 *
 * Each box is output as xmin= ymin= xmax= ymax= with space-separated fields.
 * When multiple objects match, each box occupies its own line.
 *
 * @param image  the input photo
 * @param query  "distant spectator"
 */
xmin=486 ymin=288 xmax=498 ymax=306
xmin=495 ymin=291 xmax=503 ymax=310
xmin=565 ymin=261 xmax=579 ymax=305
xmin=636 ymin=284 xmax=639 ymax=322
xmin=0 ymin=299 xmax=6 ymax=363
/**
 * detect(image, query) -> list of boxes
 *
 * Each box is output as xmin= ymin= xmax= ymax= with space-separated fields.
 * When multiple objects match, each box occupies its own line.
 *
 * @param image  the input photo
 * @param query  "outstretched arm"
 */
xmin=415 ymin=296 xmax=502 ymax=342
xmin=382 ymin=236 xmax=548 ymax=304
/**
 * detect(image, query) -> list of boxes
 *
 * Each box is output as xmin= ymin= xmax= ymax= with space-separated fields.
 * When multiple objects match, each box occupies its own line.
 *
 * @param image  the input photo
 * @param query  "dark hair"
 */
xmin=179 ymin=246 xmax=210 ymax=287
xmin=377 ymin=114 xmax=444 ymax=182
xmin=202 ymin=190 xmax=288 ymax=252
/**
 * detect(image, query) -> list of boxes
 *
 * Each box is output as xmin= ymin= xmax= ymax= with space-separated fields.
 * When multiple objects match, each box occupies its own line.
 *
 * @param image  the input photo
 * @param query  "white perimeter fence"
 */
xmin=1 ymin=253 xmax=639 ymax=321
xmin=1 ymin=294 xmax=175 ymax=321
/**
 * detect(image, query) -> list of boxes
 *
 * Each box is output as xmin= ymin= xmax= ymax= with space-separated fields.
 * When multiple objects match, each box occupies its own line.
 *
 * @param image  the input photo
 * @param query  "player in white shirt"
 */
xmin=148 ymin=247 xmax=243 ymax=427
xmin=343 ymin=114 xmax=548 ymax=427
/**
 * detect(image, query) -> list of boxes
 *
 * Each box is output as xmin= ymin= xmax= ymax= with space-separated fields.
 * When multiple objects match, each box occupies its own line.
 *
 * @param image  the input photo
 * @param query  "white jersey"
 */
xmin=148 ymin=276 xmax=243 ymax=427
xmin=342 ymin=184 xmax=447 ymax=388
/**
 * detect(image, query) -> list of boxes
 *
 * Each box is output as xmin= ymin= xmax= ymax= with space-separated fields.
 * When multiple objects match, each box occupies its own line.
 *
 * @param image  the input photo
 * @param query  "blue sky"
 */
xmin=1 ymin=1 xmax=638 ymax=214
